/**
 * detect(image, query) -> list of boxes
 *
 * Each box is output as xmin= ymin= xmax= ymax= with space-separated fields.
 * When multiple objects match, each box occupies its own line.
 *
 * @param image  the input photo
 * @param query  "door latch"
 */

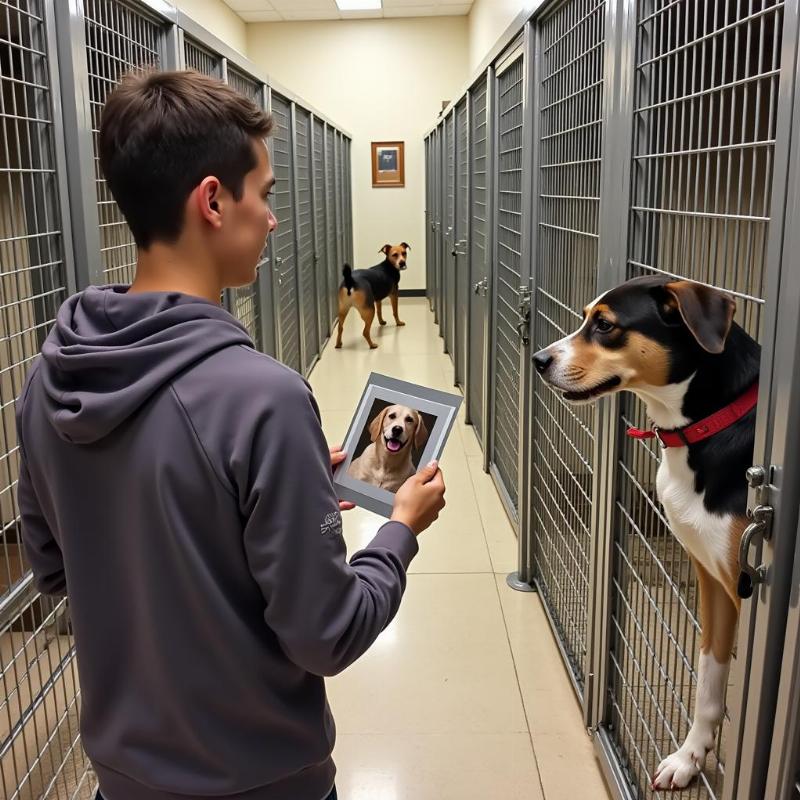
xmin=452 ymin=239 xmax=468 ymax=257
xmin=473 ymin=277 xmax=488 ymax=296
xmin=517 ymin=286 xmax=532 ymax=346
xmin=738 ymin=465 xmax=774 ymax=598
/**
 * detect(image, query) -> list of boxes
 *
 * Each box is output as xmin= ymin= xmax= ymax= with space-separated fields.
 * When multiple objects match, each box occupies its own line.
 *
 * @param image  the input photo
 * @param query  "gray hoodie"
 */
xmin=16 ymin=285 xmax=418 ymax=800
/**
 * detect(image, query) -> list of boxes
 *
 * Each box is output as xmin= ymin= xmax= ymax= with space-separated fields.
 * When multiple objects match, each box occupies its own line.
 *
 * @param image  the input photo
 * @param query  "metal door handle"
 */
xmin=738 ymin=504 xmax=773 ymax=593
xmin=473 ymin=278 xmax=488 ymax=296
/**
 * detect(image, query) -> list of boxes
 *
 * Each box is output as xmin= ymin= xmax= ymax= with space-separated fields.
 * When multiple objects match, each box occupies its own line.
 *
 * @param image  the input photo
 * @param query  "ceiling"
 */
xmin=223 ymin=0 xmax=475 ymax=22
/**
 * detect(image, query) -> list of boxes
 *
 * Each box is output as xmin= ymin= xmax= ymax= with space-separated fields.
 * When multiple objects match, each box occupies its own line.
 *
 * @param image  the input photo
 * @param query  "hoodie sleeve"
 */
xmin=237 ymin=376 xmax=419 ymax=677
xmin=17 ymin=452 xmax=67 ymax=597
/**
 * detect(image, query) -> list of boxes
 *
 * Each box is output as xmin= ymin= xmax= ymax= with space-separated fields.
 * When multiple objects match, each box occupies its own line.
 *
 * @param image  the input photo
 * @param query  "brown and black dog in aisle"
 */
xmin=335 ymin=243 xmax=410 ymax=350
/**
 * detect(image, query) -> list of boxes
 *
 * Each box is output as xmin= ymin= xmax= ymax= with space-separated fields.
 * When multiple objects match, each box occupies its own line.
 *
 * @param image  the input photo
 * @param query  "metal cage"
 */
xmin=489 ymin=49 xmax=525 ymax=519
xmin=270 ymin=92 xmax=301 ymax=372
xmin=312 ymin=116 xmax=329 ymax=348
xmin=530 ymin=0 xmax=605 ymax=696
xmin=294 ymin=105 xmax=318 ymax=375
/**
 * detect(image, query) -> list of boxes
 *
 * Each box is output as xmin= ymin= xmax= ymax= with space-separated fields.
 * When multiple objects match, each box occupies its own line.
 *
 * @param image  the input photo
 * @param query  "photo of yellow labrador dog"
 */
xmin=348 ymin=403 xmax=431 ymax=492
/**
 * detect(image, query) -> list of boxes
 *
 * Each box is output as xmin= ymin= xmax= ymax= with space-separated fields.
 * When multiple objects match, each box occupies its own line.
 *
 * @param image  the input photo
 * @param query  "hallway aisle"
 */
xmin=310 ymin=299 xmax=611 ymax=800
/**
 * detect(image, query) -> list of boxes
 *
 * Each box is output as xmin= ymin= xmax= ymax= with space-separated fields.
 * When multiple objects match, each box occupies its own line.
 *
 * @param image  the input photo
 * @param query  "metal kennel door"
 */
xmin=454 ymin=97 xmax=469 ymax=389
xmin=312 ymin=117 xmax=329 ymax=349
xmin=334 ymin=132 xmax=343 ymax=276
xmin=325 ymin=125 xmax=338 ymax=330
xmin=343 ymin=138 xmax=353 ymax=265
xmin=226 ymin=67 xmax=264 ymax=349
xmin=489 ymin=46 xmax=526 ymax=519
xmin=529 ymin=0 xmax=606 ymax=697
xmin=294 ymin=105 xmax=318 ymax=375
xmin=592 ymin=2 xmax=786 ymax=798
xmin=0 ymin=2 xmax=94 ymax=797
xmin=443 ymin=110 xmax=456 ymax=357
xmin=85 ymin=0 xmax=162 ymax=285
xmin=435 ymin=124 xmax=444 ymax=323
xmin=467 ymin=73 xmax=490 ymax=446
xmin=270 ymin=93 xmax=301 ymax=372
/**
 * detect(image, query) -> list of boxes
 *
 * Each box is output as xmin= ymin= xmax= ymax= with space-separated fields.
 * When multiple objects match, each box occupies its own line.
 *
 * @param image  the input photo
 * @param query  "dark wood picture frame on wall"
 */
xmin=372 ymin=141 xmax=405 ymax=188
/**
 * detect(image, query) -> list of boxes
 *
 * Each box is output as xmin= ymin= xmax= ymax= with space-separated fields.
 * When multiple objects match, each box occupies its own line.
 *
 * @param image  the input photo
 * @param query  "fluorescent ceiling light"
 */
xmin=336 ymin=0 xmax=382 ymax=9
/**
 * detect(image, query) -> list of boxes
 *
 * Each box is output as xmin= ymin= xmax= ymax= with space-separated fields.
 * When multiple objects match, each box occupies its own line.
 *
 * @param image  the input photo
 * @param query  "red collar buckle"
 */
xmin=626 ymin=382 xmax=759 ymax=449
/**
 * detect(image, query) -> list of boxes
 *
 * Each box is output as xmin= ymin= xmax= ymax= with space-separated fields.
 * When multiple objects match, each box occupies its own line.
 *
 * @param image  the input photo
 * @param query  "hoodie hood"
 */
xmin=39 ymin=285 xmax=253 ymax=444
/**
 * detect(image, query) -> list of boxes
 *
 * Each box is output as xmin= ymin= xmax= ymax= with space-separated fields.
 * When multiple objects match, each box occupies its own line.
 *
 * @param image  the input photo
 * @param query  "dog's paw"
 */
xmin=369 ymin=343 xmax=378 ymax=350
xmin=335 ymin=343 xmax=342 ymax=349
xmin=652 ymin=745 xmax=706 ymax=790
xmin=396 ymin=321 xmax=406 ymax=327
xmin=379 ymin=320 xmax=387 ymax=326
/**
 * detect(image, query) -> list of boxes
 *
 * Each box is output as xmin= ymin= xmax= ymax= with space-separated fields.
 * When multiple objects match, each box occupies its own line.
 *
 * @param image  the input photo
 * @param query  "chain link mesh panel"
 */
xmin=85 ymin=0 xmax=161 ymax=285
xmin=607 ymin=2 xmax=783 ymax=797
xmin=294 ymin=107 xmax=317 ymax=374
xmin=468 ymin=77 xmax=488 ymax=440
xmin=270 ymin=94 xmax=300 ymax=372
xmin=1 ymin=3 xmax=95 ymax=797
xmin=531 ymin=0 xmax=605 ymax=694
xmin=490 ymin=55 xmax=524 ymax=514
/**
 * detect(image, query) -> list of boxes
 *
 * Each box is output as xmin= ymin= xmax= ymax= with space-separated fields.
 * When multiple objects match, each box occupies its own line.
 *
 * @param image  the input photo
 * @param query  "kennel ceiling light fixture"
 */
xmin=336 ymin=0 xmax=382 ymax=9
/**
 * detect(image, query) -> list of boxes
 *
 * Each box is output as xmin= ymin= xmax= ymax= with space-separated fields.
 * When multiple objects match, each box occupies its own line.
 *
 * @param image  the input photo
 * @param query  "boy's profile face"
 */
xmin=211 ymin=137 xmax=277 ymax=289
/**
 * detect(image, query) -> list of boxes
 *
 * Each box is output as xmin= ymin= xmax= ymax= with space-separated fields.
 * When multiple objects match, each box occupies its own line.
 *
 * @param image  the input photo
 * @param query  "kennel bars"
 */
xmin=425 ymin=0 xmax=800 ymax=797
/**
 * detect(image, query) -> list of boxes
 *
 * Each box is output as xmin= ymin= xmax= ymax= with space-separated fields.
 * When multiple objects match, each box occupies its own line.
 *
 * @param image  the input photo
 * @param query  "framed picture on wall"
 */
xmin=372 ymin=141 xmax=405 ymax=187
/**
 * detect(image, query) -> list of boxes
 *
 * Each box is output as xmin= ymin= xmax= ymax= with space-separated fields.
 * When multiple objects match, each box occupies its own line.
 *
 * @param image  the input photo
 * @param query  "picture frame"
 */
xmin=333 ymin=373 xmax=462 ymax=518
xmin=371 ymin=141 xmax=405 ymax=188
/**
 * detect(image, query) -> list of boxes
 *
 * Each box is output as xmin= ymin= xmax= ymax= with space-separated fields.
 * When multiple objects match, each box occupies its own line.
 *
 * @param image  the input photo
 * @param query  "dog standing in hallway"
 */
xmin=533 ymin=276 xmax=760 ymax=790
xmin=335 ymin=243 xmax=409 ymax=350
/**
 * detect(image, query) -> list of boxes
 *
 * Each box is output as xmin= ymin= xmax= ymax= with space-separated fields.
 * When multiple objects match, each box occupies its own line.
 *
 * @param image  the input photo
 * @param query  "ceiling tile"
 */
xmin=239 ymin=10 xmax=283 ymax=21
xmin=384 ymin=7 xmax=438 ymax=16
xmin=269 ymin=0 xmax=336 ymax=8
xmin=339 ymin=9 xmax=383 ymax=17
xmin=224 ymin=0 xmax=273 ymax=11
xmin=280 ymin=10 xmax=342 ymax=19
xmin=430 ymin=3 xmax=471 ymax=12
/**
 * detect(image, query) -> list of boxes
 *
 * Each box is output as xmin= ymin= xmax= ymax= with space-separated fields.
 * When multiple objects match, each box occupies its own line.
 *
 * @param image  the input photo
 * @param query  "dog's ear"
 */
xmin=380 ymin=244 xmax=391 ymax=255
xmin=401 ymin=242 xmax=411 ymax=251
xmin=414 ymin=414 xmax=429 ymax=450
xmin=663 ymin=280 xmax=736 ymax=354
xmin=369 ymin=407 xmax=388 ymax=443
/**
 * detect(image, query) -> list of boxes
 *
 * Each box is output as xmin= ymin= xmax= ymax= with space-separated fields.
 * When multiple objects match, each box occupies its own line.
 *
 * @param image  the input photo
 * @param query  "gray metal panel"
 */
xmin=325 ymin=125 xmax=338 ymax=328
xmin=530 ymin=0 xmax=605 ymax=698
xmin=226 ymin=67 xmax=264 ymax=348
xmin=270 ymin=93 xmax=301 ymax=372
xmin=312 ymin=116 xmax=329 ymax=348
xmin=0 ymin=3 xmax=92 ymax=798
xmin=444 ymin=110 xmax=456 ymax=357
xmin=455 ymin=98 xmax=469 ymax=388
xmin=468 ymin=74 xmax=489 ymax=442
xmin=334 ymin=132 xmax=343 ymax=285
xmin=489 ymin=51 xmax=524 ymax=516
xmin=294 ymin=106 xmax=318 ymax=374
xmin=84 ymin=0 xmax=163 ymax=286
xmin=604 ymin=2 xmax=784 ymax=797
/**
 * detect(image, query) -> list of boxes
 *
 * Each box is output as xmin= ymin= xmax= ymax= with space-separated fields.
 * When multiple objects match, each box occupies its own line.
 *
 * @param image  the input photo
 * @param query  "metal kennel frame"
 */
xmin=1 ymin=3 xmax=352 ymax=799
xmin=426 ymin=0 xmax=800 ymax=797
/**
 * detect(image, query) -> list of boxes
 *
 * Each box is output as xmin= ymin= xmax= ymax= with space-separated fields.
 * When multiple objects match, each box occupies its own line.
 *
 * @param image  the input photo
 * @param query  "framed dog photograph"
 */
xmin=371 ymin=141 xmax=405 ymax=188
xmin=333 ymin=373 xmax=462 ymax=518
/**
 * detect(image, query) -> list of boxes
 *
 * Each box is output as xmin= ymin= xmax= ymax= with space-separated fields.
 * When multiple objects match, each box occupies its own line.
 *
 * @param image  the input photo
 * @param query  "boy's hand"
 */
xmin=330 ymin=446 xmax=356 ymax=511
xmin=391 ymin=461 xmax=446 ymax=535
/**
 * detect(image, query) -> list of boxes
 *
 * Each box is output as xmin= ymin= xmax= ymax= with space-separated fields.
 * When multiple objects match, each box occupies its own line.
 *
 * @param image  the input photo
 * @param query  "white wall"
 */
xmin=468 ymin=0 xmax=535 ymax=72
xmin=247 ymin=18 xmax=469 ymax=290
xmin=173 ymin=0 xmax=248 ymax=56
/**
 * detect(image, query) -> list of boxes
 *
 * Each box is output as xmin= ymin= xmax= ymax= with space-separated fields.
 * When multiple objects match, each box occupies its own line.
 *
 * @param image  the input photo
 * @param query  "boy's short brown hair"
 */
xmin=99 ymin=70 xmax=274 ymax=250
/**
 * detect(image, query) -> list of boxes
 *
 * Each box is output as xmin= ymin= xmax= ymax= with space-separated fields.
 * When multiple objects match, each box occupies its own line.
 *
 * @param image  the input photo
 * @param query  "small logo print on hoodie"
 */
xmin=320 ymin=511 xmax=343 ymax=538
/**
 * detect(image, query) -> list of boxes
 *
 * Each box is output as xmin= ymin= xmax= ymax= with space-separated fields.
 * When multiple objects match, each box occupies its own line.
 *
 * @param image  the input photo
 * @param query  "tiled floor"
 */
xmin=310 ymin=299 xmax=611 ymax=800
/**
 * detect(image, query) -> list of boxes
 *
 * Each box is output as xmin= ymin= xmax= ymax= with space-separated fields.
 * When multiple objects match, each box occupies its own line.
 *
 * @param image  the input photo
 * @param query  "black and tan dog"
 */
xmin=533 ymin=276 xmax=760 ymax=790
xmin=335 ymin=243 xmax=409 ymax=350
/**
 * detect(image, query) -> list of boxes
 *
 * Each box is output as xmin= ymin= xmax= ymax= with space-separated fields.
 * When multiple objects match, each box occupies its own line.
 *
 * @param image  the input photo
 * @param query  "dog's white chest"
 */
xmin=656 ymin=449 xmax=732 ymax=582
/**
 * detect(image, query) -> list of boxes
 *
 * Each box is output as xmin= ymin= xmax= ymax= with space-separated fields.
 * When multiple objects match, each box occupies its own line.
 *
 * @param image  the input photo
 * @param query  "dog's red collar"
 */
xmin=627 ymin=382 xmax=759 ymax=448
